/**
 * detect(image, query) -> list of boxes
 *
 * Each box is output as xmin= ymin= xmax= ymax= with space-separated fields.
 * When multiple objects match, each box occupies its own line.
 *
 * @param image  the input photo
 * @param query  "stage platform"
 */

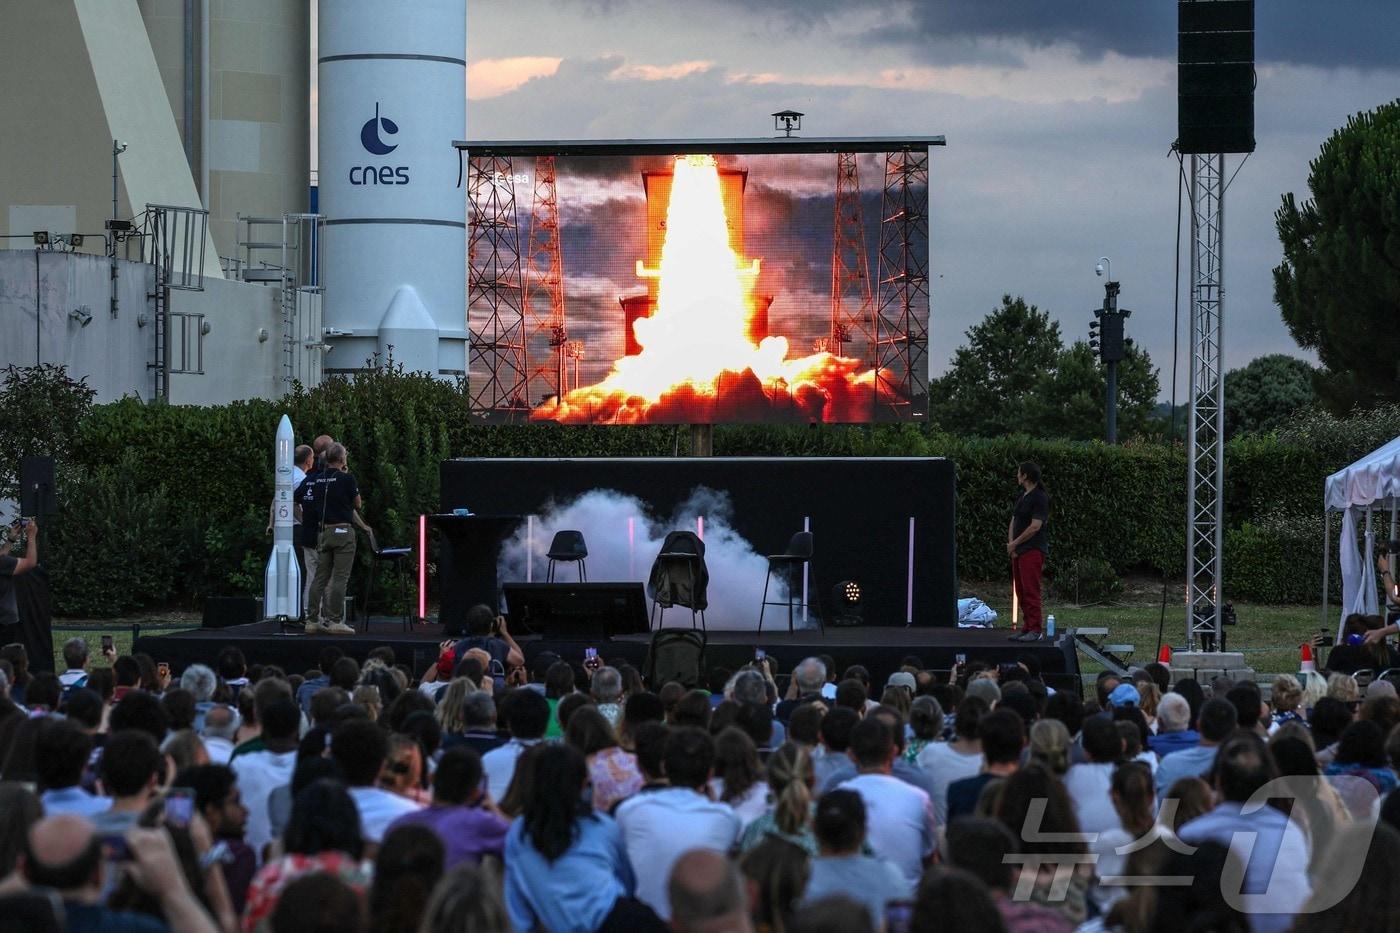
xmin=135 ymin=619 xmax=1082 ymax=694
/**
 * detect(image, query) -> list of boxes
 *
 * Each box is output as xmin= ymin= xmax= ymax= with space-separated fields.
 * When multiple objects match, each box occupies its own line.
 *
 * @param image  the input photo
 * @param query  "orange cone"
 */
xmin=1158 ymin=645 xmax=1172 ymax=665
xmin=1299 ymin=643 xmax=1317 ymax=674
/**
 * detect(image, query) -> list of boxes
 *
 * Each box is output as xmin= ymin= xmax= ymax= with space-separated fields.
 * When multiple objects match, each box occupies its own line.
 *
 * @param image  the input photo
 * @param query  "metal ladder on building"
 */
xmin=235 ymin=213 xmax=325 ymax=388
xmin=142 ymin=204 xmax=208 ymax=400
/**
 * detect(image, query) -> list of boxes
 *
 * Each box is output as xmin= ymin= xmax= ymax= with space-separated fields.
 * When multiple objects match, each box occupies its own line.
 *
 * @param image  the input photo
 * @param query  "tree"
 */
xmin=1223 ymin=354 xmax=1318 ymax=437
xmin=928 ymin=295 xmax=1063 ymax=435
xmin=1274 ymin=99 xmax=1400 ymax=411
xmin=1028 ymin=340 xmax=1160 ymax=441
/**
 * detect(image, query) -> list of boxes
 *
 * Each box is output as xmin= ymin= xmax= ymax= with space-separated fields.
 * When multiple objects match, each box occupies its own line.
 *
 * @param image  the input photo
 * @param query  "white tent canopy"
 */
xmin=1324 ymin=434 xmax=1400 ymax=637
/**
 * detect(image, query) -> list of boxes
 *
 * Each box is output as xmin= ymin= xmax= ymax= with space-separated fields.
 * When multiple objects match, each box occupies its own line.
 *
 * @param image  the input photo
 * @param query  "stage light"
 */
xmin=831 ymin=579 xmax=862 ymax=627
xmin=32 ymin=231 xmax=49 ymax=246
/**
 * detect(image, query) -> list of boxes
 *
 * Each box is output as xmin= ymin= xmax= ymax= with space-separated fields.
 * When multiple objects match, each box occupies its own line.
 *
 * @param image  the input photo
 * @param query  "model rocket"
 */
xmin=264 ymin=414 xmax=302 ymax=619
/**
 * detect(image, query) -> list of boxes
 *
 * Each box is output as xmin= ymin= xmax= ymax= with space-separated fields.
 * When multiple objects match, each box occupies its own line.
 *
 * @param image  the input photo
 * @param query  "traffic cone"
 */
xmin=1299 ymin=643 xmax=1317 ymax=674
xmin=1158 ymin=644 xmax=1172 ymax=665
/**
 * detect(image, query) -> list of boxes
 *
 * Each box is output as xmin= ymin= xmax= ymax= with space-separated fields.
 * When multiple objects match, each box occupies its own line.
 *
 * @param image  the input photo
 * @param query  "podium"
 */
xmin=429 ymin=514 xmax=522 ymax=635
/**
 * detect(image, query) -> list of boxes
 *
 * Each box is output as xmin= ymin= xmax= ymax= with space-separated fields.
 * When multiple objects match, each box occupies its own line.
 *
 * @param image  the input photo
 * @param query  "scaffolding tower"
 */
xmin=830 ymin=153 xmax=875 ymax=361
xmin=467 ymin=156 xmax=529 ymax=417
xmin=1186 ymin=152 xmax=1226 ymax=650
xmin=872 ymin=148 xmax=930 ymax=418
xmin=524 ymin=155 xmax=567 ymax=405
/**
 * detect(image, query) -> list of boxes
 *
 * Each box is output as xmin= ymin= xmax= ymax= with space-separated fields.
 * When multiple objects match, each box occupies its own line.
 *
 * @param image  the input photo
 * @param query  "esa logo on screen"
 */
xmin=351 ymin=103 xmax=409 ymax=185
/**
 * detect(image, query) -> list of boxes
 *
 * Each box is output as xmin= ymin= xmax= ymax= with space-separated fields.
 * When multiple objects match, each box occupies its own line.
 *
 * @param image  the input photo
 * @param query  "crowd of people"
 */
xmin=0 ymin=609 xmax=1398 ymax=933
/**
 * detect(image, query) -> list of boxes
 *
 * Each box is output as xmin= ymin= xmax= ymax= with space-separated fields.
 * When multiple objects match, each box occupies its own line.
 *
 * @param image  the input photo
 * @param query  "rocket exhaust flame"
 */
xmin=533 ymin=155 xmax=897 ymax=424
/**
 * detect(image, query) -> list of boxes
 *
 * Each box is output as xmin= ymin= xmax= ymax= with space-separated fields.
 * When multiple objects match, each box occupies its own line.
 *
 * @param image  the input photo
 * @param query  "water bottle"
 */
xmin=1046 ymin=614 xmax=1056 ymax=638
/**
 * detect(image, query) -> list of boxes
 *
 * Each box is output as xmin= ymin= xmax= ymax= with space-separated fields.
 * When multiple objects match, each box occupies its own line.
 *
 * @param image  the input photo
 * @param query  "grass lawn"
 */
xmin=963 ymin=580 xmax=1325 ymax=678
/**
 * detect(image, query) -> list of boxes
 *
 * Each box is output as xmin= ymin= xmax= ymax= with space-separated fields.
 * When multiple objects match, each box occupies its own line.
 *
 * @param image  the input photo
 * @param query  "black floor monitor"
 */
xmin=504 ymin=583 xmax=651 ymax=639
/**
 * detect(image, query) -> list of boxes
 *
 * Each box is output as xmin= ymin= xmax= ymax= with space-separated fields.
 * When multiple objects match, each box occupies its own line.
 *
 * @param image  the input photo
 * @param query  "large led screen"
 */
xmin=467 ymin=149 xmax=929 ymax=424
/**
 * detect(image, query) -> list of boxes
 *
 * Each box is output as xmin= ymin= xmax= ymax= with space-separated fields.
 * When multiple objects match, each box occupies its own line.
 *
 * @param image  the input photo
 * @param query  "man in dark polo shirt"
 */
xmin=0 ymin=519 xmax=38 ymax=645
xmin=1007 ymin=462 xmax=1050 ymax=642
xmin=296 ymin=448 xmax=326 ymax=622
xmin=304 ymin=443 xmax=361 ymax=635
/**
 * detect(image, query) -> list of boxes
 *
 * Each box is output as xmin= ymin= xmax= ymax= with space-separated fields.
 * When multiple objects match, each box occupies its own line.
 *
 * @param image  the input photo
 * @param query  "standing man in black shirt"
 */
xmin=304 ymin=443 xmax=361 ymax=635
xmin=1007 ymin=462 xmax=1050 ymax=642
xmin=0 ymin=519 xmax=38 ymax=645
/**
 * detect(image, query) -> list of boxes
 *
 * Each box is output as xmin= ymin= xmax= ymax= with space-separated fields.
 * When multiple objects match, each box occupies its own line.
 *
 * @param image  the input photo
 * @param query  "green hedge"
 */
xmin=6 ymin=366 xmax=1391 ymax=616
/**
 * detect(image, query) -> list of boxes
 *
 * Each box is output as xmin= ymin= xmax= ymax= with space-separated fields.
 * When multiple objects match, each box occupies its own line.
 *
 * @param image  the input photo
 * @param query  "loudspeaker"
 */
xmin=18 ymin=456 xmax=57 ymax=517
xmin=1178 ymin=0 xmax=1255 ymax=154
xmin=503 ymin=583 xmax=651 ymax=639
xmin=202 ymin=596 xmax=259 ymax=629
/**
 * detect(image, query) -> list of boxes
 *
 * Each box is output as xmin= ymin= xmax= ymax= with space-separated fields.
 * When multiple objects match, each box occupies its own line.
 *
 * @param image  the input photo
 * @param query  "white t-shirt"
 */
xmin=348 ymin=786 xmax=422 ymax=843
xmin=838 ymin=772 xmax=936 ymax=895
xmin=231 ymin=748 xmax=297 ymax=861
xmin=711 ymin=778 xmax=769 ymax=830
xmin=916 ymin=741 xmax=983 ymax=826
xmin=481 ymin=739 xmax=540 ymax=798
xmin=615 ymin=787 xmax=742 ymax=919
xmin=1064 ymin=762 xmax=1120 ymax=837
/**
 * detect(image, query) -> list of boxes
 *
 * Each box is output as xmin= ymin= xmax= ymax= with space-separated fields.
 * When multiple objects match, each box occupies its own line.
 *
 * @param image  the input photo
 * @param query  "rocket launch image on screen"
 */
xmin=466 ymin=148 xmax=930 ymax=425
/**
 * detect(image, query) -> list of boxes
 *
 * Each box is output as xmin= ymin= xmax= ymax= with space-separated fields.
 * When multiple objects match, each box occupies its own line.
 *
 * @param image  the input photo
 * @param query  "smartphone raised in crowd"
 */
xmin=955 ymin=653 xmax=966 ymax=665
xmin=101 ymin=634 xmax=114 ymax=653
xmin=164 ymin=788 xmax=195 ymax=829
xmin=584 ymin=647 xmax=598 ymax=661
xmin=755 ymin=648 xmax=766 ymax=661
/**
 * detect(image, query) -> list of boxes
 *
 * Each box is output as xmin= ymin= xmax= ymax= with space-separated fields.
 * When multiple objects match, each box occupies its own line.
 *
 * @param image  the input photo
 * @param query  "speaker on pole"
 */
xmin=19 ymin=456 xmax=57 ymax=517
xmin=1178 ymin=0 xmax=1255 ymax=154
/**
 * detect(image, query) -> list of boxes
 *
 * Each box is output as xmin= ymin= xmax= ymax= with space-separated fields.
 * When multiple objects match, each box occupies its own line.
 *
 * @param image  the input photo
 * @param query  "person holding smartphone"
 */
xmin=0 ymin=518 xmax=38 ymax=645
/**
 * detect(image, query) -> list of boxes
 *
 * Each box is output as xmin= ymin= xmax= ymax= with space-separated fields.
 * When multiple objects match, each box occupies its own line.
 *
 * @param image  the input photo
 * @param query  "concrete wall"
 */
xmin=0 ymin=0 xmax=221 ymax=276
xmin=0 ymin=247 xmax=321 ymax=404
xmin=138 ymin=0 xmax=311 ymax=264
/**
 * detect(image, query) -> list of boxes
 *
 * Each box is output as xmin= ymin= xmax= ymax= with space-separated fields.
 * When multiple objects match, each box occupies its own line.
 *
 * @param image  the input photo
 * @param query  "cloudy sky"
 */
xmin=453 ymin=0 xmax=1400 ymax=400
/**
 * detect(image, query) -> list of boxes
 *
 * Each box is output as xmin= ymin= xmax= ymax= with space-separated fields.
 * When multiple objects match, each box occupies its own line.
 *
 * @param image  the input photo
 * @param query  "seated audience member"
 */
xmin=1147 ymin=691 xmax=1198 ymax=758
xmin=917 ymin=695 xmax=987 ymax=824
xmin=905 ymin=695 xmax=943 ymax=764
xmin=712 ymin=727 xmax=768 ymax=827
xmin=669 ymin=848 xmax=752 ymax=933
xmin=199 ymin=704 xmax=240 ymax=765
xmin=505 ymin=743 xmax=662 ymax=931
xmin=946 ymin=709 xmax=1025 ymax=822
xmin=868 ymin=705 xmax=937 ymax=800
xmin=909 ymin=866 xmax=1006 ymax=933
xmin=777 ymin=658 xmax=828 ymax=722
xmin=91 ymin=729 xmax=165 ymax=835
xmin=592 ymin=666 xmax=625 ymax=730
xmin=1269 ymin=674 xmax=1306 ymax=730
xmin=175 ymin=763 xmax=257 ymax=914
xmin=418 ymin=862 xmax=511 ymax=933
xmin=566 ymin=705 xmax=645 ymax=814
xmin=387 ymin=745 xmax=509 ymax=868
xmin=740 ymin=742 xmax=817 ymax=855
xmin=1028 ymin=718 xmax=1072 ymax=776
xmin=178 ymin=664 xmax=219 ymax=729
xmin=801 ymin=789 xmax=907 ymax=928
xmin=1063 ymin=715 xmax=1124 ymax=838
xmin=1292 ymin=822 xmax=1400 ymax=933
xmin=616 ymin=727 xmax=743 ymax=919
xmin=23 ymin=814 xmax=218 ymax=933
xmin=1155 ymin=696 xmax=1237 ymax=799
xmin=1269 ymin=733 xmax=1349 ymax=875
xmin=270 ymin=872 xmax=365 ymax=933
xmin=990 ymin=765 xmax=1091 ymax=926
xmin=1310 ymin=696 xmax=1353 ymax=768
xmin=295 ymin=647 xmax=344 ymax=712
xmin=369 ymin=824 xmax=445 ymax=933
xmin=482 ymin=688 xmax=550 ymax=797
xmin=1177 ymin=736 xmax=1311 ymax=932
xmin=1324 ymin=720 xmax=1398 ymax=819
xmin=452 ymin=604 xmax=525 ymax=684
xmin=245 ymin=779 xmax=372 ymax=932
xmin=945 ymin=817 xmax=1072 ymax=933
xmin=785 ymin=702 xmax=823 ymax=753
xmin=730 ymin=670 xmax=788 ymax=747
xmin=445 ymin=690 xmax=506 ymax=756
xmin=34 ymin=717 xmax=107 ymax=817
xmin=813 ymin=706 xmax=860 ymax=794
xmin=58 ymin=638 xmax=90 ymax=691
xmin=230 ymin=697 xmax=301 ymax=859
xmin=739 ymin=836 xmax=809 ymax=933
xmin=330 ymin=718 xmax=422 ymax=844
xmin=838 ymin=716 xmax=936 ymax=895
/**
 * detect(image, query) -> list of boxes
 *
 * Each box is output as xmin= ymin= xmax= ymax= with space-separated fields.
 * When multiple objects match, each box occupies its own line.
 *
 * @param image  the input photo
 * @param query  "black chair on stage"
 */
xmin=648 ymin=530 xmax=708 ymax=632
xmin=758 ymin=531 xmax=821 ymax=634
xmin=361 ymin=528 xmax=414 ymax=632
xmin=546 ymin=530 xmax=588 ymax=582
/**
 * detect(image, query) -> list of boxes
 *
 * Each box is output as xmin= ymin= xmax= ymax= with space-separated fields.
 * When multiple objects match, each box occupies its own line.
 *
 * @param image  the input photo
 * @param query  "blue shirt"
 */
xmin=504 ymin=813 xmax=632 ymax=933
xmin=1147 ymin=729 xmax=1200 ymax=759
xmin=1178 ymin=802 xmax=1311 ymax=933
xmin=1154 ymin=743 xmax=1218 ymax=799
xmin=40 ymin=786 xmax=111 ymax=818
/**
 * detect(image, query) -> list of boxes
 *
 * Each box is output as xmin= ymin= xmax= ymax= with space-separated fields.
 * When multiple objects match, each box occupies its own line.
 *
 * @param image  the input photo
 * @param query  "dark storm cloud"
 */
xmin=651 ymin=0 xmax=1400 ymax=70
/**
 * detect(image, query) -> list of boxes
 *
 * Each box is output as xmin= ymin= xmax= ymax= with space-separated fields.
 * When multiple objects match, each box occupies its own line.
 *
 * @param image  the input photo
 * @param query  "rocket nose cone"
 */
xmin=277 ymin=414 xmax=294 ymax=437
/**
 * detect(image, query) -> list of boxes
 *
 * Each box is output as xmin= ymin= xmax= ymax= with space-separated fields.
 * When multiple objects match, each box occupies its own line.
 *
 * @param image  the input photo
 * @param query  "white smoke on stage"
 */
xmin=496 ymin=487 xmax=813 ymax=631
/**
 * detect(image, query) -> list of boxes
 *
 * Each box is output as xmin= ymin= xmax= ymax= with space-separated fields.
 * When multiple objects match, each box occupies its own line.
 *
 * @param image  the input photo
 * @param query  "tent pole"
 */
xmin=1322 ymin=507 xmax=1330 ymax=635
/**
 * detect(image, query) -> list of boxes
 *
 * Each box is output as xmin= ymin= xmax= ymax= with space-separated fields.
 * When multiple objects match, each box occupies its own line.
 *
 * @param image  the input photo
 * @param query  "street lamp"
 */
xmin=1090 ymin=258 xmax=1130 ymax=444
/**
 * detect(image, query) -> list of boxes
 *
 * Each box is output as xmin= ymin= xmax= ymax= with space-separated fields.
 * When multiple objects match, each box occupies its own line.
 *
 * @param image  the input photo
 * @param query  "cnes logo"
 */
xmin=351 ymin=102 xmax=409 ymax=186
